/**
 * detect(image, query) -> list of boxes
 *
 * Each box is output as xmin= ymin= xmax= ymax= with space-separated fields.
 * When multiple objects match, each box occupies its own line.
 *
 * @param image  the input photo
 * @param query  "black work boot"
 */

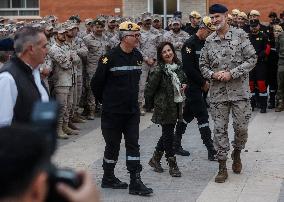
xmin=167 ymin=156 xmax=181 ymax=177
xmin=200 ymin=127 xmax=216 ymax=161
xmin=250 ymin=95 xmax=256 ymax=111
xmin=148 ymin=151 xmax=164 ymax=173
xmin=101 ymin=171 xmax=128 ymax=189
xmin=259 ymin=96 xmax=267 ymax=113
xmin=207 ymin=146 xmax=217 ymax=161
xmin=215 ymin=160 xmax=228 ymax=183
xmin=129 ymin=172 xmax=153 ymax=196
xmin=173 ymin=122 xmax=190 ymax=156
xmin=268 ymin=92 xmax=276 ymax=109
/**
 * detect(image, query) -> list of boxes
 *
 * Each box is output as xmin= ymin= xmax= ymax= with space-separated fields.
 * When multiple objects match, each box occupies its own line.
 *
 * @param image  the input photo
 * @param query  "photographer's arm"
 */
xmin=56 ymin=170 xmax=100 ymax=202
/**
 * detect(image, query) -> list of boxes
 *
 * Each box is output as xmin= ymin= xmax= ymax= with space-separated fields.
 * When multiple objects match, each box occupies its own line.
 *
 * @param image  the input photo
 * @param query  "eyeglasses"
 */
xmin=125 ymin=33 xmax=141 ymax=38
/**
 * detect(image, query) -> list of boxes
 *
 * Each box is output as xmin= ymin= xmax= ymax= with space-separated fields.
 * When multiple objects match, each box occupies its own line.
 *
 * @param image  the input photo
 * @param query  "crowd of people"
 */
xmin=0 ymin=2 xmax=284 ymax=199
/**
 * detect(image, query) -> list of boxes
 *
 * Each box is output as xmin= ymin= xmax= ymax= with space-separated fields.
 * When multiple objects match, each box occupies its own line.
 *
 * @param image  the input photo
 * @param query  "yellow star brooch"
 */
xmin=102 ymin=56 xmax=108 ymax=64
xmin=186 ymin=47 xmax=191 ymax=54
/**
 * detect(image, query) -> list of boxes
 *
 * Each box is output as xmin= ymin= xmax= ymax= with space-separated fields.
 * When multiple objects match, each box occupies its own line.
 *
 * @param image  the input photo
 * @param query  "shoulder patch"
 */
xmin=102 ymin=56 xmax=108 ymax=64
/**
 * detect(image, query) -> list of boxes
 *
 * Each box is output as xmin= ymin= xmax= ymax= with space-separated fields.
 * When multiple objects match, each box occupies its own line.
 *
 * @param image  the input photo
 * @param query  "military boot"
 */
xmin=167 ymin=156 xmax=181 ymax=177
xmin=173 ymin=122 xmax=190 ymax=156
xmin=148 ymin=151 xmax=164 ymax=173
xmin=259 ymin=96 xmax=267 ymax=113
xmin=250 ymin=95 xmax=256 ymax=111
xmin=231 ymin=149 xmax=242 ymax=174
xmin=129 ymin=172 xmax=153 ymax=196
xmin=101 ymin=170 xmax=128 ymax=189
xmin=57 ymin=125 xmax=69 ymax=139
xmin=215 ymin=160 xmax=228 ymax=183
xmin=63 ymin=123 xmax=79 ymax=135
xmin=268 ymin=92 xmax=276 ymax=109
xmin=200 ymin=127 xmax=217 ymax=161
xmin=86 ymin=107 xmax=95 ymax=120
xmin=207 ymin=146 xmax=217 ymax=161
xmin=72 ymin=112 xmax=86 ymax=123
xmin=275 ymin=101 xmax=284 ymax=112
xmin=68 ymin=121 xmax=80 ymax=130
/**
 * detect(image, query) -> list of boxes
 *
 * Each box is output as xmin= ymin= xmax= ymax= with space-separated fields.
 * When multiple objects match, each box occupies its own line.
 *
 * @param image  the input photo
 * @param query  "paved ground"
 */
xmin=54 ymin=109 xmax=284 ymax=202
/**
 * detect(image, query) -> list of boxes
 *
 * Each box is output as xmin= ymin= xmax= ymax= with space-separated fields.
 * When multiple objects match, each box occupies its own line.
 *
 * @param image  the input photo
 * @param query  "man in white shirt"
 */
xmin=0 ymin=26 xmax=49 ymax=127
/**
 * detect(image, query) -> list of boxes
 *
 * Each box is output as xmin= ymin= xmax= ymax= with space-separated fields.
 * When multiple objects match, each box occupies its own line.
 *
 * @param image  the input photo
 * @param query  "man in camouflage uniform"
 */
xmin=83 ymin=20 xmax=108 ymax=119
xmin=199 ymin=4 xmax=257 ymax=183
xmin=64 ymin=21 xmax=84 ymax=132
xmin=105 ymin=16 xmax=118 ymax=41
xmin=163 ymin=17 xmax=189 ymax=61
xmin=49 ymin=24 xmax=74 ymax=139
xmin=73 ymin=21 xmax=89 ymax=122
xmin=138 ymin=12 xmax=162 ymax=115
xmin=152 ymin=14 xmax=165 ymax=34
xmin=184 ymin=11 xmax=201 ymax=35
xmin=276 ymin=27 xmax=284 ymax=111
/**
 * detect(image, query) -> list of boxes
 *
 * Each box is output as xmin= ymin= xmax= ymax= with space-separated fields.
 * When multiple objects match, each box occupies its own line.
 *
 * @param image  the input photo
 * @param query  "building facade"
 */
xmin=0 ymin=0 xmax=283 ymax=23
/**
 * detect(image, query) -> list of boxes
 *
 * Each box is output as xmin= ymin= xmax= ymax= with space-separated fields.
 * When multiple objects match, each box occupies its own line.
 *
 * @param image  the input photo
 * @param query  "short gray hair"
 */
xmin=14 ymin=26 xmax=44 ymax=54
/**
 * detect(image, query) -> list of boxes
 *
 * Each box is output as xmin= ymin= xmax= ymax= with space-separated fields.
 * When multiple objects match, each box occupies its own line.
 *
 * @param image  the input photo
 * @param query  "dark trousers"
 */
xmin=156 ymin=123 xmax=175 ymax=158
xmin=175 ymin=86 xmax=212 ymax=147
xmin=267 ymin=51 xmax=278 ymax=102
xmin=101 ymin=112 xmax=142 ymax=173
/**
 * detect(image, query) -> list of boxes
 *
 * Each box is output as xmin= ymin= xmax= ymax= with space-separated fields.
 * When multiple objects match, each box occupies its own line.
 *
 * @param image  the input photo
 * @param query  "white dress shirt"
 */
xmin=0 ymin=67 xmax=49 ymax=127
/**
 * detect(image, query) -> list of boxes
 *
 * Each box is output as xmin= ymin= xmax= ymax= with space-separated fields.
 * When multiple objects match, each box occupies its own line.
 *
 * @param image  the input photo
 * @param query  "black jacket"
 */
xmin=181 ymin=34 xmax=206 ymax=90
xmin=0 ymin=56 xmax=42 ymax=123
xmin=91 ymin=45 xmax=143 ymax=114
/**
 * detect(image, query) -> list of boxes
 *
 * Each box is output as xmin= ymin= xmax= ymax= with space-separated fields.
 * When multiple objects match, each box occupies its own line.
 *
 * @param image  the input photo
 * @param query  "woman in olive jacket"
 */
xmin=145 ymin=41 xmax=187 ymax=177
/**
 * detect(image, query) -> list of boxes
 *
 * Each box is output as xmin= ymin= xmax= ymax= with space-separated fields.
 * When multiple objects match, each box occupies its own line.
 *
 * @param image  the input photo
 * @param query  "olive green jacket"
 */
xmin=144 ymin=63 xmax=187 ymax=124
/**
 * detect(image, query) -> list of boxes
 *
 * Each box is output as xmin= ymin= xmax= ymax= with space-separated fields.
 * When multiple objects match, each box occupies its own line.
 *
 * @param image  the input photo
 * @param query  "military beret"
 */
xmin=209 ymin=4 xmax=228 ymax=14
xmin=173 ymin=11 xmax=182 ymax=18
xmin=119 ymin=21 xmax=140 ymax=31
xmin=249 ymin=19 xmax=260 ymax=27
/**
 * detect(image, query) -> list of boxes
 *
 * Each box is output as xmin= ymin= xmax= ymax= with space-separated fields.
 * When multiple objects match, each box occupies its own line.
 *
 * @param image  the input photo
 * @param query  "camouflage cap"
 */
xmin=92 ymin=19 xmax=105 ymax=26
xmin=85 ymin=18 xmax=93 ymax=25
xmin=250 ymin=10 xmax=260 ymax=16
xmin=0 ymin=17 xmax=5 ymax=22
xmin=238 ymin=12 xmax=248 ymax=20
xmin=55 ymin=23 xmax=66 ymax=34
xmin=274 ymin=24 xmax=283 ymax=32
xmin=108 ymin=16 xmax=116 ymax=22
xmin=134 ymin=16 xmax=142 ymax=24
xmin=228 ymin=14 xmax=233 ymax=19
xmin=141 ymin=12 xmax=152 ymax=21
xmin=232 ymin=9 xmax=240 ymax=15
xmin=172 ymin=17 xmax=181 ymax=25
xmin=152 ymin=14 xmax=161 ymax=21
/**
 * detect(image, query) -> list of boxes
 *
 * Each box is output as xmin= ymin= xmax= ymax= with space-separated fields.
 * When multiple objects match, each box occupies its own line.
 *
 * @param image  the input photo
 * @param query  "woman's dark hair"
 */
xmin=157 ymin=41 xmax=181 ymax=65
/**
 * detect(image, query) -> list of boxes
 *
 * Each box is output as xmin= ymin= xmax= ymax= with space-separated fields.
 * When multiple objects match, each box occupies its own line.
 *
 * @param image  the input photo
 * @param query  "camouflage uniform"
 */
xmin=74 ymin=35 xmax=88 ymax=113
xmin=65 ymin=39 xmax=81 ymax=119
xmin=199 ymin=26 xmax=257 ymax=160
xmin=83 ymin=32 xmax=108 ymax=112
xmin=163 ymin=29 xmax=189 ymax=61
xmin=276 ymin=32 xmax=284 ymax=106
xmin=139 ymin=27 xmax=162 ymax=107
xmin=49 ymin=41 xmax=73 ymax=127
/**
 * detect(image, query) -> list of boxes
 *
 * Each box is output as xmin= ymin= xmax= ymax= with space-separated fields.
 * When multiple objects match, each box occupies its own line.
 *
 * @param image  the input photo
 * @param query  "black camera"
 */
xmin=31 ymin=101 xmax=82 ymax=202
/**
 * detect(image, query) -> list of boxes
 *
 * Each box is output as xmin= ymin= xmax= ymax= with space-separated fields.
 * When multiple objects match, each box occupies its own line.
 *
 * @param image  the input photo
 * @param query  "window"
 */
xmin=153 ymin=0 xmax=177 ymax=15
xmin=0 ymin=0 xmax=39 ymax=16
